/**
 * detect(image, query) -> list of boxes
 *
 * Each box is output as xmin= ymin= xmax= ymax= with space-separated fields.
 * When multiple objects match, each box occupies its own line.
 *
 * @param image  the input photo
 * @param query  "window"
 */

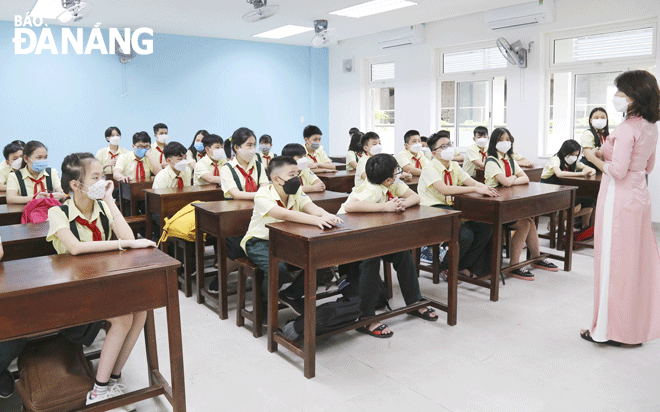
xmin=369 ymin=62 xmax=395 ymax=154
xmin=543 ymin=21 xmax=657 ymax=156
xmin=443 ymin=47 xmax=507 ymax=74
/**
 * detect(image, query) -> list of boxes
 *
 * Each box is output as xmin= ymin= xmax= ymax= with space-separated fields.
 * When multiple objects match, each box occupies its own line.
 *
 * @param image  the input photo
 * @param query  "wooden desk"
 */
xmin=558 ymin=173 xmax=602 ymax=199
xmin=316 ymin=171 xmax=355 ymax=193
xmin=144 ymin=185 xmax=224 ymax=247
xmin=266 ymin=205 xmax=461 ymax=378
xmin=119 ymin=179 xmax=153 ymax=216
xmin=0 ymin=249 xmax=186 ymax=411
xmin=194 ymin=191 xmax=349 ymax=319
xmin=0 ymin=222 xmax=55 ymax=260
xmin=0 ymin=204 xmax=24 ymax=226
xmin=332 ymin=162 xmax=346 ymax=171
xmin=0 ymin=191 xmax=6 ymax=205
xmin=452 ymin=182 xmax=576 ymax=301
xmin=329 ymin=156 xmax=346 ymax=164
xmin=474 ymin=166 xmax=543 ymax=184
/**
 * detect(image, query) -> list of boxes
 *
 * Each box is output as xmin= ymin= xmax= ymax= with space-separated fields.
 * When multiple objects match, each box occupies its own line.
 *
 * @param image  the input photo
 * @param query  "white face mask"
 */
xmin=260 ymin=145 xmax=271 ymax=154
xmin=612 ymin=96 xmax=630 ymax=113
xmin=80 ymin=180 xmax=107 ymax=200
xmin=421 ymin=147 xmax=432 ymax=158
xmin=109 ymin=136 xmax=121 ymax=146
xmin=475 ymin=137 xmax=489 ymax=148
xmin=157 ymin=134 xmax=168 ymax=144
xmin=238 ymin=147 xmax=256 ymax=162
xmin=496 ymin=141 xmax=512 ymax=154
xmin=211 ymin=148 xmax=226 ymax=161
xmin=174 ymin=159 xmax=191 ymax=172
xmin=440 ymin=147 xmax=455 ymax=161
xmin=565 ymin=155 xmax=578 ymax=165
xmin=297 ymin=157 xmax=309 ymax=170
xmin=370 ymin=144 xmax=383 ymax=155
xmin=10 ymin=158 xmax=22 ymax=170
xmin=591 ymin=118 xmax=607 ymax=130
xmin=409 ymin=143 xmax=422 ymax=154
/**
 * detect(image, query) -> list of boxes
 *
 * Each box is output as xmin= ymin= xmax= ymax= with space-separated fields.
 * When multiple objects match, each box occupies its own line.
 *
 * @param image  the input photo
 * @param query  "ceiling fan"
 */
xmin=243 ymin=0 xmax=279 ymax=23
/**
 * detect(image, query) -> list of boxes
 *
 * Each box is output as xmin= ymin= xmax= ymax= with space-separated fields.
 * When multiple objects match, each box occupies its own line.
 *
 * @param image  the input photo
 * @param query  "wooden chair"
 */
xmin=557 ymin=207 xmax=593 ymax=250
xmin=536 ymin=213 xmax=558 ymax=249
xmin=124 ymin=215 xmax=146 ymax=238
xmin=170 ymin=237 xmax=196 ymax=298
xmin=236 ymin=258 xmax=264 ymax=338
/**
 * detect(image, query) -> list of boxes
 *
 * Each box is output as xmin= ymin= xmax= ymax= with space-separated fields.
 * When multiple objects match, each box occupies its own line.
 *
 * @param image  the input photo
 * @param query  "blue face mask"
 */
xmin=30 ymin=159 xmax=48 ymax=173
xmin=194 ymin=142 xmax=204 ymax=152
xmin=135 ymin=148 xmax=148 ymax=159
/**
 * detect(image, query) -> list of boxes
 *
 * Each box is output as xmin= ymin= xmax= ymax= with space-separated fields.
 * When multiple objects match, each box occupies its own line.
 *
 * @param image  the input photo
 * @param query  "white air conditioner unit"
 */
xmin=485 ymin=0 xmax=555 ymax=31
xmin=376 ymin=24 xmax=425 ymax=50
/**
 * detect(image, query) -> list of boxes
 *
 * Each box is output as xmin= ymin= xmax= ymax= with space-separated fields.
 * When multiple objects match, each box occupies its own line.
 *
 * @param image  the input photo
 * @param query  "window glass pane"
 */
xmin=492 ymin=76 xmax=507 ymax=129
xmin=443 ymin=47 xmax=507 ymax=74
xmin=371 ymin=62 xmax=395 ymax=82
xmin=457 ymin=81 xmax=489 ymax=147
xmin=574 ymin=72 xmax=622 ymax=141
xmin=554 ymin=27 xmax=654 ymax=64
xmin=371 ymin=87 xmax=395 ymax=154
xmin=440 ymin=81 xmax=456 ymax=130
xmin=547 ymin=72 xmax=572 ymax=155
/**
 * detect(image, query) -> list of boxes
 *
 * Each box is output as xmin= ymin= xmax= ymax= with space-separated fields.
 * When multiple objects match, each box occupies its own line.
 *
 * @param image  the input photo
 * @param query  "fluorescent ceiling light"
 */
xmin=253 ymin=25 xmax=313 ymax=39
xmin=29 ymin=0 xmax=66 ymax=19
xmin=330 ymin=0 xmax=417 ymax=18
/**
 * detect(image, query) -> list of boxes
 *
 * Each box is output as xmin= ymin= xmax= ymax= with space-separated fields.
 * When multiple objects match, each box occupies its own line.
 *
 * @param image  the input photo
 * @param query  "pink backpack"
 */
xmin=21 ymin=196 xmax=62 ymax=224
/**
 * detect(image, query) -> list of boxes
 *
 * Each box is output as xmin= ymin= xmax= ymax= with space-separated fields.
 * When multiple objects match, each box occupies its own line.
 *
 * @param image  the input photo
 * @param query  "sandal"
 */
xmin=357 ymin=323 xmax=393 ymax=339
xmin=440 ymin=270 xmax=462 ymax=284
xmin=580 ymin=329 xmax=621 ymax=347
xmin=409 ymin=307 xmax=438 ymax=322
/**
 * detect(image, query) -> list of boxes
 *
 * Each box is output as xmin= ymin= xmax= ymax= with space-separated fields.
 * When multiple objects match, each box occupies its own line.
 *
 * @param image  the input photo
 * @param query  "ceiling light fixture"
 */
xmin=253 ymin=25 xmax=313 ymax=39
xmin=329 ymin=0 xmax=417 ymax=19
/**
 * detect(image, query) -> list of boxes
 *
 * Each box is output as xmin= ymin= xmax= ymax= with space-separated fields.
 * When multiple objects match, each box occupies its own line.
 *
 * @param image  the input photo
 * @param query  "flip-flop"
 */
xmin=357 ymin=324 xmax=393 ymax=339
xmin=409 ymin=307 xmax=439 ymax=322
xmin=580 ymin=329 xmax=621 ymax=347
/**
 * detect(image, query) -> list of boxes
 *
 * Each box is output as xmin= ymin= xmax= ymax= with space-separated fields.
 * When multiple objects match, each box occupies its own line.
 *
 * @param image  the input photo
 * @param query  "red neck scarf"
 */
xmin=443 ymin=169 xmax=454 ymax=203
xmin=262 ymin=154 xmax=272 ymax=166
xmin=213 ymin=162 xmax=220 ymax=176
xmin=412 ymin=154 xmax=422 ymax=169
xmin=75 ymin=216 xmax=102 ymax=241
xmin=175 ymin=176 xmax=184 ymax=189
xmin=156 ymin=146 xmax=164 ymax=163
xmin=277 ymin=199 xmax=294 ymax=210
xmin=502 ymin=158 xmax=512 ymax=177
xmin=480 ymin=149 xmax=487 ymax=162
xmin=236 ymin=165 xmax=258 ymax=192
xmin=307 ymin=152 xmax=318 ymax=163
xmin=29 ymin=176 xmax=45 ymax=195
xmin=386 ymin=190 xmax=394 ymax=201
xmin=109 ymin=152 xmax=120 ymax=160
xmin=135 ymin=159 xmax=145 ymax=182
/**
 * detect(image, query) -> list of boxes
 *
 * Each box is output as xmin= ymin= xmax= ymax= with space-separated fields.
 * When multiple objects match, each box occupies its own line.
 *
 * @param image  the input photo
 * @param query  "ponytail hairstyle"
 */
xmin=487 ymin=128 xmax=515 ymax=160
xmin=21 ymin=140 xmax=47 ymax=169
xmin=230 ymin=127 xmax=256 ymax=155
xmin=588 ymin=108 xmax=609 ymax=148
xmin=189 ymin=129 xmax=209 ymax=158
xmin=61 ymin=152 xmax=98 ymax=193
xmin=556 ymin=139 xmax=582 ymax=172
xmin=348 ymin=132 xmax=364 ymax=154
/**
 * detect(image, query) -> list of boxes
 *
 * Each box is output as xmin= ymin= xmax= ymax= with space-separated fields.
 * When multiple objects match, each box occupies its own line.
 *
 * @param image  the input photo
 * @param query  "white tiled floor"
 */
xmin=3 ymin=227 xmax=659 ymax=412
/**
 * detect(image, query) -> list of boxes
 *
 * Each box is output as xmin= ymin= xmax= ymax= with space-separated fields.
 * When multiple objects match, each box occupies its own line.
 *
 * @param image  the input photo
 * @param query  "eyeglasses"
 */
xmin=433 ymin=142 xmax=454 ymax=152
xmin=394 ymin=166 xmax=403 ymax=176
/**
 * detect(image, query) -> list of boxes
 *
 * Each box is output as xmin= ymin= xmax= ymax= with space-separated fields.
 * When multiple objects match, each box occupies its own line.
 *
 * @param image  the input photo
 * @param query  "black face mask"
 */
xmin=282 ymin=176 xmax=302 ymax=195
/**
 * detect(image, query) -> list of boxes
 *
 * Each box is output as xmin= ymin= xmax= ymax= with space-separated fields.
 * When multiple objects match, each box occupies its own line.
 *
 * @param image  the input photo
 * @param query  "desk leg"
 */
xmin=267 ymin=253 xmax=279 ymax=353
xmin=303 ymin=255 xmax=317 ymax=379
xmin=432 ymin=244 xmax=440 ymax=284
xmin=195 ymin=226 xmax=205 ymax=305
xmin=217 ymin=236 xmax=228 ymax=320
xmin=490 ymin=216 xmax=503 ymax=302
xmin=564 ymin=191 xmax=575 ymax=271
xmin=146 ymin=210 xmax=153 ymax=246
xmin=144 ymin=310 xmax=159 ymax=386
xmin=447 ymin=216 xmax=459 ymax=325
xmin=166 ymin=266 xmax=187 ymax=411
xmin=131 ymin=198 xmax=137 ymax=217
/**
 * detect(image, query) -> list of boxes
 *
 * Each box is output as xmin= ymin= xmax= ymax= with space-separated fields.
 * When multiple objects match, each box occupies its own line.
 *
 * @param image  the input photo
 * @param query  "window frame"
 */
xmin=366 ymin=59 xmax=396 ymax=153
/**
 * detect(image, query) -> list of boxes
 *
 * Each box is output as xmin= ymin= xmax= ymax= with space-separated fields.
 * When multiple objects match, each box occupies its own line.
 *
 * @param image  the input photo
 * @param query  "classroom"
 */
xmin=1 ymin=0 xmax=660 ymax=411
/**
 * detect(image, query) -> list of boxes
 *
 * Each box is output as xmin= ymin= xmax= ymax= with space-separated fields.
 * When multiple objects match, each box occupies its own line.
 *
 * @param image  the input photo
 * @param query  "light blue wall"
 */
xmin=0 ymin=22 xmax=329 ymax=170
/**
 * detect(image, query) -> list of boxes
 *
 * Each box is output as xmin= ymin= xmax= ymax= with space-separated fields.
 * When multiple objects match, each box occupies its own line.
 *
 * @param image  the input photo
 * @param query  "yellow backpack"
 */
xmin=157 ymin=201 xmax=204 ymax=246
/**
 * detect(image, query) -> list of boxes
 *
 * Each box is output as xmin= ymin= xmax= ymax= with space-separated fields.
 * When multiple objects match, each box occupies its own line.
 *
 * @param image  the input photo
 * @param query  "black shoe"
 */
xmin=0 ymin=369 xmax=14 ymax=399
xmin=207 ymin=277 xmax=219 ymax=294
xmin=509 ymin=268 xmax=535 ymax=281
xmin=278 ymin=290 xmax=304 ymax=316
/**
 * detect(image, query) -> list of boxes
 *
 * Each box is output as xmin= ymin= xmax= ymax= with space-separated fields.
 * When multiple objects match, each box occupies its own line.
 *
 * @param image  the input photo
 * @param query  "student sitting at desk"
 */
xmin=434 ymin=130 xmax=464 ymax=163
xmin=346 ymin=131 xmax=364 ymax=171
xmin=396 ymin=129 xmax=429 ymax=176
xmin=485 ymin=128 xmax=558 ymax=280
xmin=281 ymin=143 xmax=326 ymax=193
xmin=256 ymin=134 xmax=276 ymax=168
xmin=419 ymin=132 xmax=498 ymax=280
xmin=186 ymin=129 xmax=209 ymax=170
xmin=47 ymin=153 xmax=156 ymax=409
xmin=6 ymin=140 xmax=66 ymax=204
xmin=113 ymin=131 xmax=159 ymax=183
xmin=194 ymin=134 xmax=227 ymax=186
xmin=462 ymin=126 xmax=490 ymax=177
xmin=96 ymin=127 xmax=129 ymax=175
xmin=151 ymin=122 xmax=170 ymax=169
xmin=152 ymin=142 xmax=193 ymax=190
xmin=240 ymin=156 xmax=342 ymax=314
xmin=221 ymin=128 xmax=268 ymax=200
xmin=303 ymin=125 xmax=336 ymax=173
xmin=338 ymin=153 xmax=438 ymax=338
xmin=0 ymin=142 xmax=23 ymax=191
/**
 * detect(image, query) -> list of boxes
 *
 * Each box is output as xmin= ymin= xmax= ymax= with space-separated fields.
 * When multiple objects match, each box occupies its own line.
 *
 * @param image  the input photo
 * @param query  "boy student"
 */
xmin=281 ymin=143 xmax=326 ymax=193
xmin=152 ymin=142 xmax=193 ymax=189
xmin=338 ymin=154 xmax=438 ymax=338
xmin=354 ymin=132 xmax=382 ymax=187
xmin=462 ymin=126 xmax=490 ymax=177
xmin=113 ymin=131 xmax=159 ymax=183
xmin=435 ymin=130 xmax=464 ymax=162
xmin=303 ymin=125 xmax=336 ymax=173
xmin=194 ymin=134 xmax=227 ymax=185
xmin=396 ymin=129 xmax=429 ymax=176
xmin=151 ymin=123 xmax=170 ymax=169
xmin=240 ymin=156 xmax=342 ymax=313
xmin=420 ymin=136 xmax=432 ymax=159
xmin=419 ymin=132 xmax=498 ymax=280
xmin=0 ymin=142 xmax=23 ymax=191
xmin=96 ymin=126 xmax=129 ymax=175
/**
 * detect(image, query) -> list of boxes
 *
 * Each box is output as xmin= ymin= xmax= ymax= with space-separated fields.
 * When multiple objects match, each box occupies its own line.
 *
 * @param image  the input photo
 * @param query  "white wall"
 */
xmin=328 ymin=0 xmax=660 ymax=221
